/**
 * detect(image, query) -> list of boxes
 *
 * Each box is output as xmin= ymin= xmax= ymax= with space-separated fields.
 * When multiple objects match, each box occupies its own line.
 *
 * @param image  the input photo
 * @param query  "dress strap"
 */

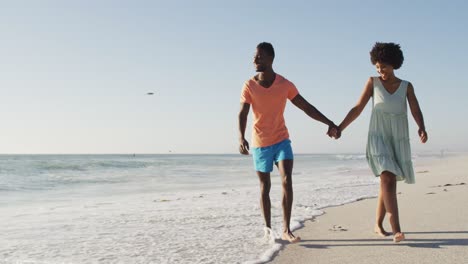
xmin=399 ymin=80 xmax=409 ymax=97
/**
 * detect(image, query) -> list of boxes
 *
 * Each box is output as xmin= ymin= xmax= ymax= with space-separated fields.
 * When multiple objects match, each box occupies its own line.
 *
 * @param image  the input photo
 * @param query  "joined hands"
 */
xmin=327 ymin=124 xmax=341 ymax=139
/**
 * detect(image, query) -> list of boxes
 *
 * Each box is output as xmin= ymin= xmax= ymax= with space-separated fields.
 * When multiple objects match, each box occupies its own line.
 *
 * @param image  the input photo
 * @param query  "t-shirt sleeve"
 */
xmin=240 ymin=83 xmax=252 ymax=104
xmin=287 ymin=82 xmax=299 ymax=100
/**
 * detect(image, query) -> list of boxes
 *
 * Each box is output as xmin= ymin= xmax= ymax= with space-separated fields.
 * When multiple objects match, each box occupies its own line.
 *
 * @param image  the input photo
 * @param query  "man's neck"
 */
xmin=255 ymin=70 xmax=276 ymax=88
xmin=257 ymin=69 xmax=275 ymax=81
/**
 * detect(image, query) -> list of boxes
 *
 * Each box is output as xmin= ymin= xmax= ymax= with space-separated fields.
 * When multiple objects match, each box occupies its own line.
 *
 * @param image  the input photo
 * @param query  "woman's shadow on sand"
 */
xmin=299 ymin=231 xmax=468 ymax=249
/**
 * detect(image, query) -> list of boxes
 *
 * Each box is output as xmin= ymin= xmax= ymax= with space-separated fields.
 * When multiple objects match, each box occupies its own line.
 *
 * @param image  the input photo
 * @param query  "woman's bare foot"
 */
xmin=374 ymin=225 xmax=391 ymax=237
xmin=393 ymin=232 xmax=405 ymax=243
xmin=282 ymin=231 xmax=301 ymax=243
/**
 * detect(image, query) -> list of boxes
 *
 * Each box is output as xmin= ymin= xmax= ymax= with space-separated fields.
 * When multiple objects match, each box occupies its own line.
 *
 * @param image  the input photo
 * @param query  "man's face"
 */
xmin=253 ymin=48 xmax=273 ymax=72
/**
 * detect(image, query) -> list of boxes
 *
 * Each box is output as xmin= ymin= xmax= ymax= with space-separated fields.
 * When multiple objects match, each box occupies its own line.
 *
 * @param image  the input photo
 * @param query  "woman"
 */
xmin=335 ymin=42 xmax=428 ymax=242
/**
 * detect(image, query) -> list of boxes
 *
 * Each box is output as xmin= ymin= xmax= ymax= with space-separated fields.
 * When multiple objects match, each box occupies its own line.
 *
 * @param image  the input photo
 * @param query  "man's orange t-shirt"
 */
xmin=240 ymin=74 xmax=299 ymax=148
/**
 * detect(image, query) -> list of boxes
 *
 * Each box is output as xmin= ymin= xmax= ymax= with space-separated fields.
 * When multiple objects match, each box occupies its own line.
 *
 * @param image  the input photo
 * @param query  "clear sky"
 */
xmin=1 ymin=1 xmax=467 ymax=154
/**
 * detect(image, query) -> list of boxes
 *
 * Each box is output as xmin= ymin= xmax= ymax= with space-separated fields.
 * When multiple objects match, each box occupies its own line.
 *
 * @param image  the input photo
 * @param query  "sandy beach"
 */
xmin=270 ymin=155 xmax=468 ymax=264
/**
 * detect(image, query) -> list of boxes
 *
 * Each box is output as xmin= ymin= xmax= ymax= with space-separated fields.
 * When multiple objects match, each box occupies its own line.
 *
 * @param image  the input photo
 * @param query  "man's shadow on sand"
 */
xmin=299 ymin=231 xmax=468 ymax=249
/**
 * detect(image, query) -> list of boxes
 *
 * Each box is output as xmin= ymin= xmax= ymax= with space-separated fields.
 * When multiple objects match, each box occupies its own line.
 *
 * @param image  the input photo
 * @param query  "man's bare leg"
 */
xmin=277 ymin=159 xmax=300 ymax=243
xmin=257 ymin=171 xmax=271 ymax=229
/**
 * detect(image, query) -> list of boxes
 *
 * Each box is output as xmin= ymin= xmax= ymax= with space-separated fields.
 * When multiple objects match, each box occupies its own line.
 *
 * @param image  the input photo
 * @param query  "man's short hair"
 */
xmin=257 ymin=42 xmax=275 ymax=59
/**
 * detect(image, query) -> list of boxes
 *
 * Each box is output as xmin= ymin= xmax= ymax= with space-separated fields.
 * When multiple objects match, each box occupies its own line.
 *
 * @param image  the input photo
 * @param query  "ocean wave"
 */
xmin=335 ymin=154 xmax=366 ymax=160
xmin=36 ymin=163 xmax=87 ymax=171
xmin=35 ymin=160 xmax=154 ymax=172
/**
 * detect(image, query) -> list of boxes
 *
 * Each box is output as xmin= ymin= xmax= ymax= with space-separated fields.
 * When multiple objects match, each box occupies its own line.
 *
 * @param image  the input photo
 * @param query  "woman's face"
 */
xmin=375 ymin=62 xmax=394 ymax=80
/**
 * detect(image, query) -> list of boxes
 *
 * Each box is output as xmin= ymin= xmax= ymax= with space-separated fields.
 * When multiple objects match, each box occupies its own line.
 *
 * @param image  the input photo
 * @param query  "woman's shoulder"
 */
xmin=397 ymin=78 xmax=413 ymax=90
xmin=368 ymin=76 xmax=380 ymax=84
xmin=366 ymin=76 xmax=377 ymax=87
xmin=402 ymin=79 xmax=413 ymax=86
xmin=404 ymin=80 xmax=414 ymax=93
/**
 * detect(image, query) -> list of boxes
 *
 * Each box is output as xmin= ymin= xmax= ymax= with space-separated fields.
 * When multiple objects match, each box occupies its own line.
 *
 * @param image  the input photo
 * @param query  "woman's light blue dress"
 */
xmin=366 ymin=77 xmax=415 ymax=184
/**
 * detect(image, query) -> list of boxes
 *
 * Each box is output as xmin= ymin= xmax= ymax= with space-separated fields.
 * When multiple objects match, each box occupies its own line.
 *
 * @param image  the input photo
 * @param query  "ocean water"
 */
xmin=0 ymin=153 xmax=441 ymax=263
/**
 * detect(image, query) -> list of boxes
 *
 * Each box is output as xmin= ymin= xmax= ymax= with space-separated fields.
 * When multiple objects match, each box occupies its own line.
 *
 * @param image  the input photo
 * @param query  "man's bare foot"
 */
xmin=393 ymin=232 xmax=405 ymax=243
xmin=282 ymin=231 xmax=301 ymax=243
xmin=374 ymin=226 xmax=391 ymax=237
xmin=263 ymin=227 xmax=275 ymax=242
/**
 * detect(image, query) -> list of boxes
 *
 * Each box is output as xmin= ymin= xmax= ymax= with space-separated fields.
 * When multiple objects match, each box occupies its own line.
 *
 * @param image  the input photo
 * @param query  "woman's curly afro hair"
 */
xmin=370 ymin=42 xmax=404 ymax=69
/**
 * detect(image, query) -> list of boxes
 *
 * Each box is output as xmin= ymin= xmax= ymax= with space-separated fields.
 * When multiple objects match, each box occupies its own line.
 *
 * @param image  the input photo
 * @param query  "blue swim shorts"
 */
xmin=251 ymin=139 xmax=294 ymax=173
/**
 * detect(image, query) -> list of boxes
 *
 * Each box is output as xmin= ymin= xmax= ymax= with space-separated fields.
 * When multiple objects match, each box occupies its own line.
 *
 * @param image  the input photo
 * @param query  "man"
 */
xmin=238 ymin=42 xmax=338 ymax=243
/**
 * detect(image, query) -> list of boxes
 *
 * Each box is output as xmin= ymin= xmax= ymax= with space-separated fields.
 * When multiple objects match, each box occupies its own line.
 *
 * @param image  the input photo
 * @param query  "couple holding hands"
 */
xmin=238 ymin=42 xmax=427 ymax=243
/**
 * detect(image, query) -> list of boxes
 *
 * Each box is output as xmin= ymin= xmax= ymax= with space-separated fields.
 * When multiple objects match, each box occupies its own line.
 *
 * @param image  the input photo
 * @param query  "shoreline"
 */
xmin=269 ymin=154 xmax=468 ymax=264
